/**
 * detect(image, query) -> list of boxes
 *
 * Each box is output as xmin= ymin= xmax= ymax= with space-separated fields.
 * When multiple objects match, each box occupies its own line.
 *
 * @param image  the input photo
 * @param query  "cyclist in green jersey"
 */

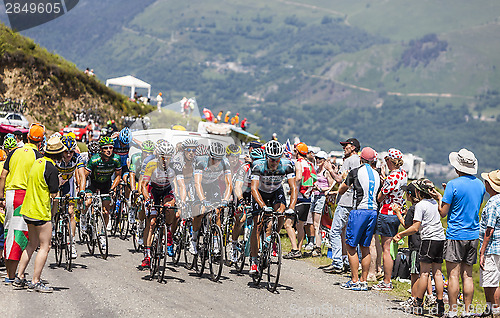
xmin=82 ymin=137 xmax=122 ymax=232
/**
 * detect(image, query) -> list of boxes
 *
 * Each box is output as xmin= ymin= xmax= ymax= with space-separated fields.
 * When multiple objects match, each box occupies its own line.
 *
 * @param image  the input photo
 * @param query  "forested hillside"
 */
xmin=1 ymin=0 xmax=499 ymax=171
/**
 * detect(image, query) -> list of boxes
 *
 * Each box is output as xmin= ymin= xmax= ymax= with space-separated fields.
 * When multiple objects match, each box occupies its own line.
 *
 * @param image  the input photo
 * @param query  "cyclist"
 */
xmin=172 ymin=138 xmax=198 ymax=214
xmin=249 ymin=140 xmax=297 ymax=275
xmin=80 ymin=140 xmax=100 ymax=166
xmin=190 ymin=142 xmax=232 ymax=255
xmin=230 ymin=148 xmax=264 ymax=263
xmin=139 ymin=140 xmax=177 ymax=267
xmin=55 ymin=135 xmax=86 ymax=259
xmin=82 ymin=136 xmax=122 ymax=247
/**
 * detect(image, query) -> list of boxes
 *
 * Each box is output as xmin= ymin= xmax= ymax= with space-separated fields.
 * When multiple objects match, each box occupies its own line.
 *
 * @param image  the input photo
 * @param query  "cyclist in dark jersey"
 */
xmin=189 ymin=142 xmax=232 ymax=255
xmin=83 ymin=136 xmax=122 ymax=230
xmin=249 ymin=140 xmax=297 ymax=275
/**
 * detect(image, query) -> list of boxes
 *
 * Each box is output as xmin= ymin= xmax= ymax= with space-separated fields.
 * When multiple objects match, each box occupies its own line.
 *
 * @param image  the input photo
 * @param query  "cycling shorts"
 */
xmin=149 ymin=185 xmax=175 ymax=206
xmin=59 ymin=176 xmax=75 ymax=197
xmin=251 ymin=187 xmax=286 ymax=217
xmin=87 ymin=180 xmax=112 ymax=200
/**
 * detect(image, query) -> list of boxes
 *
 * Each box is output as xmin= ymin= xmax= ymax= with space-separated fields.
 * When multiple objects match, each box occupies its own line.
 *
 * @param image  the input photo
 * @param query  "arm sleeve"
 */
xmin=44 ymin=163 xmax=60 ymax=193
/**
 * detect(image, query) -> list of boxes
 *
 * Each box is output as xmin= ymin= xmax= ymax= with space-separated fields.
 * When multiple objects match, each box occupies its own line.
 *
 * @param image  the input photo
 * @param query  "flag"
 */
xmin=284 ymin=139 xmax=293 ymax=159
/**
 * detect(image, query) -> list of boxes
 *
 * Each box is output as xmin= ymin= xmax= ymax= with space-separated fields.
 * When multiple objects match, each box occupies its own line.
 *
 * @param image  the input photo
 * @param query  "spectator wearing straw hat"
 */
xmin=479 ymin=170 xmax=500 ymax=318
xmin=431 ymin=148 xmax=485 ymax=317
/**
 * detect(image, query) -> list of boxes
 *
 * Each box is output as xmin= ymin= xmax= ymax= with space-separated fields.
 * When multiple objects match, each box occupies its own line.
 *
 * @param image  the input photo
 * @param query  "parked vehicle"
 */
xmin=0 ymin=111 xmax=29 ymax=128
xmin=60 ymin=121 xmax=89 ymax=142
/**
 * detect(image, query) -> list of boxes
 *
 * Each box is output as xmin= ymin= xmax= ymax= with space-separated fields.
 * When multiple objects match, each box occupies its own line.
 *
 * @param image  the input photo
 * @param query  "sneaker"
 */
xmin=26 ymin=281 xmax=36 ymax=292
xmin=71 ymin=243 xmax=78 ymax=259
xmin=340 ymin=279 xmax=359 ymax=290
xmin=424 ymin=294 xmax=437 ymax=308
xmin=167 ymin=244 xmax=174 ymax=257
xmin=141 ymin=257 xmax=151 ymax=268
xmin=189 ymin=240 xmax=197 ymax=255
xmin=372 ymin=281 xmax=393 ymax=291
xmin=12 ymin=276 xmax=28 ymax=289
xmin=352 ymin=281 xmax=368 ymax=291
xmin=400 ymin=297 xmax=415 ymax=308
xmin=304 ymin=242 xmax=314 ymax=251
xmin=4 ymin=277 xmax=14 ymax=285
xmin=323 ymin=265 xmax=344 ymax=274
xmin=249 ymin=263 xmax=259 ymax=275
xmin=32 ymin=281 xmax=53 ymax=293
xmin=283 ymin=250 xmax=302 ymax=259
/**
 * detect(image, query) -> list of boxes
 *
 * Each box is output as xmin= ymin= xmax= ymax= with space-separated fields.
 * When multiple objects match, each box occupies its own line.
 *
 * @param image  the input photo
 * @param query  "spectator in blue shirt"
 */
xmin=479 ymin=170 xmax=500 ymax=318
xmin=431 ymin=148 xmax=485 ymax=317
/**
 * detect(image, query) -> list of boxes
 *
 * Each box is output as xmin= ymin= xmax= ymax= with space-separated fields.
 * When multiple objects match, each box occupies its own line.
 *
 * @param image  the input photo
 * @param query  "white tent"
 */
xmin=105 ymin=75 xmax=151 ymax=99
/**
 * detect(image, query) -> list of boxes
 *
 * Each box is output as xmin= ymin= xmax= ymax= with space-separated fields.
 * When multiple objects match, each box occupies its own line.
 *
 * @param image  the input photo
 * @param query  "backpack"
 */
xmin=391 ymin=248 xmax=411 ymax=280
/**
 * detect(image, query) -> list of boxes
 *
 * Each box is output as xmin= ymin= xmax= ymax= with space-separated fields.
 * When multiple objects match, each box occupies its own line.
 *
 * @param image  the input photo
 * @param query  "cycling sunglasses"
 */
xmin=184 ymin=148 xmax=196 ymax=153
xmin=102 ymin=146 xmax=113 ymax=150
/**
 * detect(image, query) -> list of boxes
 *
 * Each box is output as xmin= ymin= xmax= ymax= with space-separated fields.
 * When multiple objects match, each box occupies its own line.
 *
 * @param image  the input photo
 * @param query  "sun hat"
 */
xmin=360 ymin=147 xmax=376 ymax=161
xmin=340 ymin=138 xmax=360 ymax=151
xmin=482 ymin=170 xmax=500 ymax=193
xmin=28 ymin=123 xmax=45 ymax=142
xmin=296 ymin=142 xmax=308 ymax=155
xmin=315 ymin=150 xmax=328 ymax=160
xmin=449 ymin=148 xmax=477 ymax=175
xmin=44 ymin=136 xmax=67 ymax=155
xmin=413 ymin=178 xmax=435 ymax=196
xmin=386 ymin=148 xmax=403 ymax=160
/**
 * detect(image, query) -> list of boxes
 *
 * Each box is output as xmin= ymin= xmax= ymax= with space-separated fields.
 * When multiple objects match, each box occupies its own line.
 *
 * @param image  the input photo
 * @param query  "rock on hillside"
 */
xmin=0 ymin=23 xmax=151 ymax=131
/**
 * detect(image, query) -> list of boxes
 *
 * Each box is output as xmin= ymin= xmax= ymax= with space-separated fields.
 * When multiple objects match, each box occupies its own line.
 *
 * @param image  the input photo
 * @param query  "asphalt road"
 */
xmin=0 ymin=234 xmax=410 ymax=317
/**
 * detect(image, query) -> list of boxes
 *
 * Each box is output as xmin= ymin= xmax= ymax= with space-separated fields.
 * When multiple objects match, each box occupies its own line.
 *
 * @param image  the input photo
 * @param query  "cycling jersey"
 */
xmin=172 ymin=152 xmax=195 ymax=180
xmin=142 ymin=159 xmax=175 ymax=191
xmin=56 ymin=152 xmax=84 ymax=180
xmin=113 ymin=138 xmax=130 ymax=168
xmin=234 ymin=162 xmax=252 ymax=193
xmin=86 ymin=154 xmax=121 ymax=183
xmin=251 ymin=158 xmax=295 ymax=193
xmin=194 ymin=155 xmax=231 ymax=185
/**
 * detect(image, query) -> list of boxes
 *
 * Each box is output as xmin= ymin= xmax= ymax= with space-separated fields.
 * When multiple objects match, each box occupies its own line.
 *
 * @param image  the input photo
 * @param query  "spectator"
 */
xmin=323 ymin=138 xmax=360 ymax=274
xmin=0 ymin=123 xmax=44 ymax=284
xmin=14 ymin=136 xmax=65 ymax=292
xmin=479 ymin=170 xmax=500 ymax=318
xmin=0 ymin=149 xmax=6 ymax=267
xmin=231 ymin=113 xmax=240 ymax=125
xmin=240 ymin=118 xmax=248 ymax=130
xmin=373 ymin=148 xmax=407 ymax=291
xmin=339 ymin=147 xmax=380 ymax=291
xmin=431 ymin=148 xmax=485 ymax=317
xmin=217 ymin=110 xmax=223 ymax=123
xmin=272 ymin=133 xmax=278 ymax=141
xmin=393 ymin=179 xmax=445 ymax=316
xmin=224 ymin=111 xmax=231 ymax=123
xmin=13 ymin=130 xmax=24 ymax=148
xmin=309 ymin=150 xmax=334 ymax=257
xmin=156 ymin=92 xmax=163 ymax=112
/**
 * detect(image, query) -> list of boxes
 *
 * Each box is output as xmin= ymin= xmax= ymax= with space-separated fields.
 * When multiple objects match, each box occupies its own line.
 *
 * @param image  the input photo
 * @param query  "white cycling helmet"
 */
xmin=155 ymin=140 xmax=175 ymax=156
xmin=209 ymin=142 xmax=225 ymax=159
xmin=265 ymin=140 xmax=284 ymax=159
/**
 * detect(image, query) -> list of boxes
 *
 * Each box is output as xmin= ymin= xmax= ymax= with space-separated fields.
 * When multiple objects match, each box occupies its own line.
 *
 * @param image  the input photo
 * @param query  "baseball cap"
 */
xmin=360 ymin=147 xmax=376 ymax=161
xmin=315 ymin=151 xmax=328 ymax=160
xmin=28 ymin=123 xmax=45 ymax=142
xmin=340 ymin=138 xmax=360 ymax=151
xmin=296 ymin=142 xmax=308 ymax=155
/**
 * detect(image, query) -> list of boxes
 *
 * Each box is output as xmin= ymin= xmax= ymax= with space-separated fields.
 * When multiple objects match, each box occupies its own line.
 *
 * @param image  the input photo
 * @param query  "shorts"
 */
xmin=121 ymin=165 xmax=130 ymax=176
xmin=88 ymin=180 xmax=112 ymax=195
xmin=345 ymin=209 xmax=377 ymax=248
xmin=296 ymin=201 xmax=311 ymax=222
xmin=23 ymin=216 xmax=48 ymax=226
xmin=309 ymin=194 xmax=326 ymax=215
xmin=419 ymin=240 xmax=445 ymax=264
xmin=59 ymin=176 xmax=75 ymax=197
xmin=150 ymin=186 xmax=175 ymax=206
xmin=480 ymin=254 xmax=500 ymax=288
xmin=443 ymin=239 xmax=479 ymax=266
xmin=251 ymin=187 xmax=286 ymax=217
xmin=375 ymin=213 xmax=400 ymax=237
xmin=201 ymin=183 xmax=221 ymax=204
xmin=410 ymin=250 xmax=420 ymax=275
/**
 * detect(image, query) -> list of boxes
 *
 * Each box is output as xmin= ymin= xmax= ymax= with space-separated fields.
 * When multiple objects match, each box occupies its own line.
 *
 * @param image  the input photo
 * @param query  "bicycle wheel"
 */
xmin=131 ymin=223 xmax=139 ymax=251
xmin=266 ymin=232 xmax=282 ymax=293
xmin=54 ymin=214 xmax=63 ymax=266
xmin=150 ymin=228 xmax=161 ymax=280
xmin=76 ymin=221 xmax=82 ymax=243
xmin=95 ymin=212 xmax=108 ymax=259
xmin=110 ymin=203 xmax=120 ymax=237
xmin=119 ymin=203 xmax=129 ymax=240
xmin=160 ymin=224 xmax=169 ymax=283
xmin=209 ymin=225 xmax=223 ymax=282
xmin=85 ymin=217 xmax=95 ymax=256
xmin=195 ymin=232 xmax=206 ymax=277
xmin=63 ymin=216 xmax=73 ymax=271
xmin=172 ymin=223 xmax=183 ymax=266
xmin=223 ymin=216 xmax=234 ymax=266
xmin=183 ymin=219 xmax=195 ymax=270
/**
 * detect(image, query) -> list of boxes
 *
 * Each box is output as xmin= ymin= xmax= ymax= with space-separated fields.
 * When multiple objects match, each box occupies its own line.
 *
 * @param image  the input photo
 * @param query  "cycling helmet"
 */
xmin=196 ymin=144 xmax=208 ymax=156
xmin=0 ymin=149 xmax=6 ymax=161
xmin=99 ymin=136 xmax=113 ymax=147
xmin=141 ymin=140 xmax=155 ymax=153
xmin=61 ymin=135 xmax=77 ymax=151
xmin=265 ymin=140 xmax=284 ymax=159
xmin=5 ymin=133 xmax=15 ymax=139
xmin=155 ymin=140 xmax=175 ymax=157
xmin=209 ymin=142 xmax=225 ymax=159
xmin=3 ymin=137 xmax=17 ymax=150
xmin=226 ymin=144 xmax=242 ymax=157
xmin=182 ymin=138 xmax=199 ymax=149
xmin=250 ymin=148 xmax=265 ymax=161
xmin=119 ymin=127 xmax=131 ymax=145
xmin=88 ymin=140 xmax=100 ymax=154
